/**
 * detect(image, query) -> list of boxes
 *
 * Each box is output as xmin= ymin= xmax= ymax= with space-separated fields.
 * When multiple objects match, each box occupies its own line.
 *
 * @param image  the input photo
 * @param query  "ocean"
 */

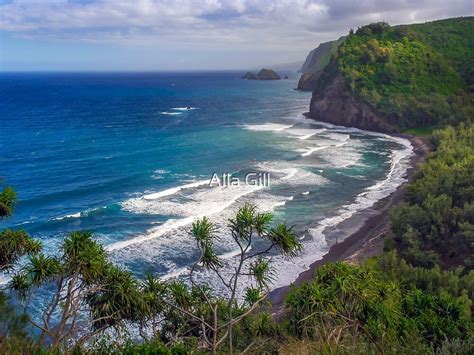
xmin=0 ymin=71 xmax=412 ymax=293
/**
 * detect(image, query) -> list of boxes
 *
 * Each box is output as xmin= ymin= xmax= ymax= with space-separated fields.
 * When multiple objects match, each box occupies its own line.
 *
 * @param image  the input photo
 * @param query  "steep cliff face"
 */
xmin=298 ymin=48 xmax=317 ymax=73
xmin=297 ymin=38 xmax=345 ymax=91
xmin=309 ymin=74 xmax=397 ymax=133
xmin=299 ymin=41 xmax=336 ymax=74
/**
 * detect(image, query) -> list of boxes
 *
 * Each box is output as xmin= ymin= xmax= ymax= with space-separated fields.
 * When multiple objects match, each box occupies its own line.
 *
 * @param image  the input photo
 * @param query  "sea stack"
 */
xmin=256 ymin=68 xmax=280 ymax=80
xmin=242 ymin=68 xmax=281 ymax=80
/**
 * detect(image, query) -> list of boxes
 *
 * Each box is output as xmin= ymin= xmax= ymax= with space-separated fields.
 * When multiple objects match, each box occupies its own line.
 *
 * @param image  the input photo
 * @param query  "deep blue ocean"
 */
xmin=0 ymin=72 xmax=412 ymax=290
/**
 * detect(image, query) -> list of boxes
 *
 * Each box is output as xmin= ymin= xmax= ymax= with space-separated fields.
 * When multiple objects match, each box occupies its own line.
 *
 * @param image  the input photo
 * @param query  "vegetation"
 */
xmin=0 ymin=181 xmax=40 ymax=352
xmin=0 ymin=202 xmax=301 ymax=353
xmin=2 ymin=121 xmax=473 ymax=354
xmin=326 ymin=18 xmax=474 ymax=130
xmin=285 ymin=255 xmax=473 ymax=353
xmin=390 ymin=124 xmax=474 ymax=269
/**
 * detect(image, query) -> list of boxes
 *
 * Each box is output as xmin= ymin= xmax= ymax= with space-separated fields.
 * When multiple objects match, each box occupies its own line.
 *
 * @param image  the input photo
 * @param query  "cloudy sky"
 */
xmin=0 ymin=0 xmax=472 ymax=71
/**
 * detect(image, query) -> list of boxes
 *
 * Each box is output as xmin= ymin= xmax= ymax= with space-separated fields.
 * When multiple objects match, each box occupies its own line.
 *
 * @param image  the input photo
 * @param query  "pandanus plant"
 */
xmin=0 ymin=183 xmax=40 ymax=272
xmin=9 ymin=231 xmax=144 ymax=351
xmin=160 ymin=203 xmax=302 ymax=354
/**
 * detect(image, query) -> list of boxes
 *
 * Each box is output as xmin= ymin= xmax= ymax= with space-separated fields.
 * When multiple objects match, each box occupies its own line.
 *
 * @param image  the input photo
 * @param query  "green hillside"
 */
xmin=332 ymin=18 xmax=474 ymax=130
xmin=400 ymin=17 xmax=474 ymax=80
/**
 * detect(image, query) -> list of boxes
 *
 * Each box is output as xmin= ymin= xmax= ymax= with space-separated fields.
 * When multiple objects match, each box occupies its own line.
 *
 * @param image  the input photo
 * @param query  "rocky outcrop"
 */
xmin=308 ymin=74 xmax=397 ymax=133
xmin=242 ymin=68 xmax=281 ymax=80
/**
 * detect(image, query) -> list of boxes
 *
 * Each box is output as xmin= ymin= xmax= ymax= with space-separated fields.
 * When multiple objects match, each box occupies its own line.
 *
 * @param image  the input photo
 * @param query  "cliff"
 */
xmin=309 ymin=74 xmax=396 ymax=132
xmin=297 ymin=38 xmax=345 ymax=91
xmin=307 ymin=18 xmax=473 ymax=132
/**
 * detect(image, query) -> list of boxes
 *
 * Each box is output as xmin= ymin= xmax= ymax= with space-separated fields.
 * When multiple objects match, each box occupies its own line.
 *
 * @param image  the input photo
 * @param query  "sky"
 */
xmin=0 ymin=0 xmax=473 ymax=71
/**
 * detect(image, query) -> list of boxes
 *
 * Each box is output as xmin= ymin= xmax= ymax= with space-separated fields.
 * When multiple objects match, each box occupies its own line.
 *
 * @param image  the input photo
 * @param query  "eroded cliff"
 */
xmin=308 ymin=74 xmax=397 ymax=133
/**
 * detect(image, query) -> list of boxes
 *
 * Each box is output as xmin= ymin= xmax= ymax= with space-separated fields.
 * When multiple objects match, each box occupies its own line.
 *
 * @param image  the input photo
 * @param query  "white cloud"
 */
xmin=0 ymin=0 xmax=472 ymax=69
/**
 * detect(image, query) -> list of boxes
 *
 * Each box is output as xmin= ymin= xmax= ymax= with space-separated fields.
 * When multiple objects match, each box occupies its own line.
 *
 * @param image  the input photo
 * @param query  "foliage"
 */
xmin=399 ymin=17 xmax=474 ymax=80
xmin=0 ymin=182 xmax=41 ymax=353
xmin=9 ymin=231 xmax=144 ymax=351
xmin=390 ymin=124 xmax=474 ymax=269
xmin=285 ymin=259 xmax=473 ymax=353
xmin=145 ymin=204 xmax=302 ymax=354
xmin=0 ymin=183 xmax=40 ymax=272
xmin=330 ymin=18 xmax=474 ymax=130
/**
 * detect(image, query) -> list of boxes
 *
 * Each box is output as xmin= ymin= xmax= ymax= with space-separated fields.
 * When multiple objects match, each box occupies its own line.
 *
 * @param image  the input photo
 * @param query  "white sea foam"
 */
xmin=160 ymin=111 xmax=182 ymax=115
xmin=243 ymin=123 xmax=294 ymax=132
xmin=54 ymin=212 xmax=81 ymax=220
xmin=52 ymin=205 xmax=111 ymax=221
xmin=0 ymin=274 xmax=10 ymax=286
xmin=284 ymin=128 xmax=326 ymax=139
xmin=171 ymin=107 xmax=198 ymax=111
xmin=110 ymin=112 xmax=413 ymax=300
xmin=152 ymin=169 xmax=169 ymax=180
xmin=298 ymin=133 xmax=317 ymax=140
xmin=110 ymin=164 xmax=316 ymax=256
xmin=143 ymin=180 xmax=209 ymax=200
xmin=161 ymin=265 xmax=190 ymax=281
xmin=297 ymin=145 xmax=330 ymax=157
xmin=110 ymin=185 xmax=264 ymax=251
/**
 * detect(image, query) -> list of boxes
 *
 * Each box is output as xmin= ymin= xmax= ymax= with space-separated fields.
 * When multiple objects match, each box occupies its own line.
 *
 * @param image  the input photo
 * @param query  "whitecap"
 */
xmin=160 ymin=111 xmax=182 ymax=115
xmin=171 ymin=107 xmax=198 ymax=111
xmin=142 ymin=180 xmax=209 ymax=200
xmin=53 ymin=212 xmax=81 ymax=221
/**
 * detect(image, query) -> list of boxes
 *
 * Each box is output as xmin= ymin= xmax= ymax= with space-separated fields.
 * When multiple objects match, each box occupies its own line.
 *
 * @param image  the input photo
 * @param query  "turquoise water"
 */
xmin=0 ymin=72 xmax=412 ymax=289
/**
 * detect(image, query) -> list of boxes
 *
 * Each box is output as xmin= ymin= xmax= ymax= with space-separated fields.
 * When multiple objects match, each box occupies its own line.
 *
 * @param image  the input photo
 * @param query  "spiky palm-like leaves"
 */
xmin=0 ymin=229 xmax=41 ymax=272
xmin=167 ymin=203 xmax=302 ymax=354
xmin=9 ymin=231 xmax=144 ymax=351
xmin=285 ymin=261 xmax=473 ymax=351
xmin=0 ymin=183 xmax=40 ymax=271
xmin=0 ymin=185 xmax=16 ymax=219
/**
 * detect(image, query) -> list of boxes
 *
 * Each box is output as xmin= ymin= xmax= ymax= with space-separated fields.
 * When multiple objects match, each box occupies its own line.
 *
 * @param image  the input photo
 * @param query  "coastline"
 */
xmin=269 ymin=133 xmax=430 ymax=307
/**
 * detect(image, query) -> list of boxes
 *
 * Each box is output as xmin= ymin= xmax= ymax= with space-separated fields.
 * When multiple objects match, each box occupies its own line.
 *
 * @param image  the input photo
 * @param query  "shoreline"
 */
xmin=269 ymin=133 xmax=430 ymax=307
